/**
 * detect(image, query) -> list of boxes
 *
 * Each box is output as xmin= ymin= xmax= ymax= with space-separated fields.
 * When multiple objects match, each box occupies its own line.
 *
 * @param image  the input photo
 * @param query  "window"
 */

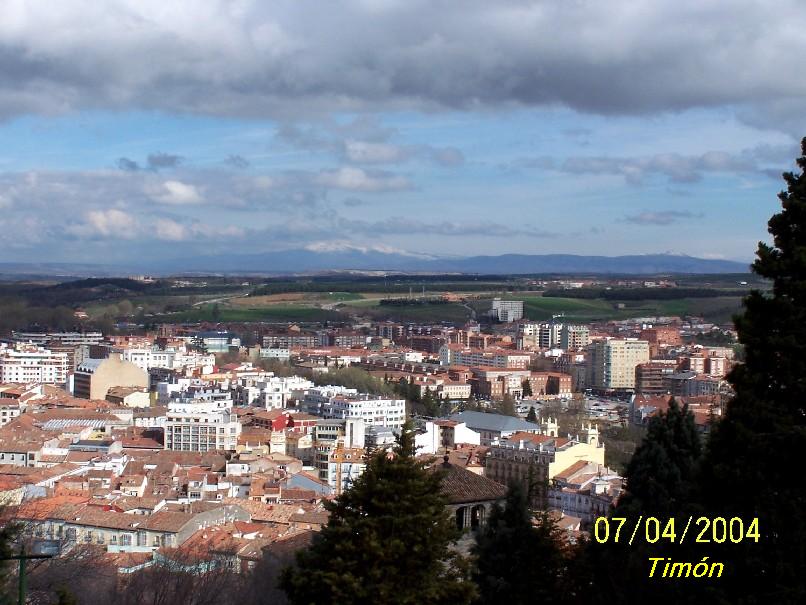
xmin=121 ymin=534 xmax=131 ymax=546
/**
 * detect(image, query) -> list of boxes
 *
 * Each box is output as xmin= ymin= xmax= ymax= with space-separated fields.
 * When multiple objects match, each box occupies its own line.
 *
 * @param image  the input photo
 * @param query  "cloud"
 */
xmin=315 ymin=167 xmax=411 ymax=192
xmin=342 ymin=197 xmax=367 ymax=207
xmin=154 ymin=218 xmax=188 ymax=241
xmin=561 ymin=150 xmax=760 ymax=184
xmin=224 ymin=154 xmax=250 ymax=169
xmin=116 ymin=157 xmax=140 ymax=172
xmin=344 ymin=140 xmax=409 ymax=164
xmin=0 ymin=1 xmax=804 ymax=133
xmin=150 ymin=180 xmax=203 ymax=204
xmin=624 ymin=210 xmax=701 ymax=225
xmin=116 ymin=153 xmax=183 ymax=172
xmin=146 ymin=153 xmax=183 ymax=171
xmin=67 ymin=208 xmax=138 ymax=238
xmin=278 ymin=120 xmax=464 ymax=167
xmin=337 ymin=216 xmax=555 ymax=238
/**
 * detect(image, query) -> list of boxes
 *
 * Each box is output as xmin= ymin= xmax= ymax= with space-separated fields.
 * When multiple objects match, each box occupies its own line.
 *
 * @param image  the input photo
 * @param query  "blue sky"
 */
xmin=0 ymin=1 xmax=804 ymax=265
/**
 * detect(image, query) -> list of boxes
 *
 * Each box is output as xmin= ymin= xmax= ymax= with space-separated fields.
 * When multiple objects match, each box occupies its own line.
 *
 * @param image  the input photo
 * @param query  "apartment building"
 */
xmin=485 ymin=427 xmax=604 ymax=506
xmin=11 ymin=332 xmax=104 ymax=348
xmin=439 ymin=345 xmax=531 ymax=369
xmin=303 ymin=392 xmax=406 ymax=431
xmin=585 ymin=338 xmax=650 ymax=391
xmin=490 ymin=298 xmax=524 ymax=322
xmin=164 ymin=399 xmax=242 ymax=452
xmin=560 ymin=325 xmax=591 ymax=350
xmin=0 ymin=343 xmax=70 ymax=385
xmin=635 ymin=361 xmax=677 ymax=395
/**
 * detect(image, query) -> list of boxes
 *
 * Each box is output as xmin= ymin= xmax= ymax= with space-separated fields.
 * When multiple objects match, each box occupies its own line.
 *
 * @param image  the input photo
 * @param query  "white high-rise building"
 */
xmin=491 ymin=298 xmax=524 ymax=322
xmin=0 ymin=343 xmax=70 ymax=385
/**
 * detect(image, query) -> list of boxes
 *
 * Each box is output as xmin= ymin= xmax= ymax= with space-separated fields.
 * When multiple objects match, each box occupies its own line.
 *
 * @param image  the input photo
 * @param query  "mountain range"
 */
xmin=0 ymin=250 xmax=751 ymax=277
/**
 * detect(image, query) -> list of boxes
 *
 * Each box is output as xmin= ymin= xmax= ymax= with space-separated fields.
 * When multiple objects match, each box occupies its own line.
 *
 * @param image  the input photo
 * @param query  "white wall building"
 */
xmin=491 ymin=298 xmax=524 ymax=322
xmin=164 ymin=398 xmax=241 ymax=452
xmin=304 ymin=392 xmax=405 ymax=430
xmin=0 ymin=343 xmax=70 ymax=385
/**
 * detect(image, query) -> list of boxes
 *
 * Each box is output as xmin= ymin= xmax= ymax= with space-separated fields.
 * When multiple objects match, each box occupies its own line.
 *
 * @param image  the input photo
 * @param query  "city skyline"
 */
xmin=1 ymin=1 xmax=805 ymax=264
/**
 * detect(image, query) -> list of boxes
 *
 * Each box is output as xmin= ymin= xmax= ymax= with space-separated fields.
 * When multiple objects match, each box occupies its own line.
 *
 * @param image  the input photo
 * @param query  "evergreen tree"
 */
xmin=473 ymin=483 xmax=567 ymax=605
xmin=496 ymin=394 xmax=517 ymax=417
xmin=616 ymin=398 xmax=701 ymax=516
xmin=521 ymin=379 xmax=533 ymax=398
xmin=577 ymin=399 xmax=703 ymax=605
xmin=280 ymin=423 xmax=475 ymax=605
xmin=0 ymin=516 xmax=18 ymax=604
xmin=525 ymin=406 xmax=537 ymax=423
xmin=695 ymin=137 xmax=806 ymax=602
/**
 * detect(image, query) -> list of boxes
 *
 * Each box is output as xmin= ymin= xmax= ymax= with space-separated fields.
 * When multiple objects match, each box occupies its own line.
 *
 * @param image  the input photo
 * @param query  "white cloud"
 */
xmin=154 ymin=218 xmax=188 ymax=241
xmin=344 ymin=140 xmax=408 ymax=164
xmin=151 ymin=180 xmax=203 ymax=205
xmin=315 ymin=167 xmax=411 ymax=192
xmin=68 ymin=208 xmax=138 ymax=238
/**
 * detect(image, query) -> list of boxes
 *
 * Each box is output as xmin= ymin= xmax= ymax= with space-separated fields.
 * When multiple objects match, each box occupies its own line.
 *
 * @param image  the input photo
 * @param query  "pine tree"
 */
xmin=280 ymin=423 xmax=475 ymax=605
xmin=521 ymin=379 xmax=533 ymax=398
xmin=695 ymin=137 xmax=806 ymax=602
xmin=616 ymin=398 xmax=701 ymax=516
xmin=526 ymin=406 xmax=537 ymax=423
xmin=473 ymin=483 xmax=568 ymax=605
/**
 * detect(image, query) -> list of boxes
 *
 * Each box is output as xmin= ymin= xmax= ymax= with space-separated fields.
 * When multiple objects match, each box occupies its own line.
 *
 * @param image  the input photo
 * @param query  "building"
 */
xmin=429 ymin=458 xmax=507 ymax=531
xmin=11 ymin=332 xmax=104 ymax=348
xmin=164 ymin=399 xmax=242 ymax=452
xmin=73 ymin=354 xmax=149 ymax=400
xmin=327 ymin=445 xmax=366 ymax=495
xmin=485 ymin=428 xmax=604 ymax=507
xmin=585 ymin=338 xmax=650 ymax=391
xmin=192 ymin=331 xmax=241 ymax=353
xmin=560 ymin=325 xmax=591 ymax=350
xmin=635 ymin=361 xmax=677 ymax=395
xmin=439 ymin=345 xmax=531 ymax=369
xmin=0 ymin=343 xmax=70 ymax=385
xmin=446 ymin=411 xmax=541 ymax=446
xmin=548 ymin=461 xmax=623 ymax=526
xmin=415 ymin=420 xmax=481 ymax=455
xmin=490 ymin=298 xmax=524 ymax=323
xmin=303 ymin=392 xmax=405 ymax=431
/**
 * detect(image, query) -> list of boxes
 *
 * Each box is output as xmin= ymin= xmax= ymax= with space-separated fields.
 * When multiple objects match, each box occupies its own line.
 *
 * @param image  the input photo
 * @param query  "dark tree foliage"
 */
xmin=617 ymin=399 xmax=701 ymax=517
xmin=695 ymin=137 xmax=806 ymax=603
xmin=525 ymin=406 xmax=537 ymax=422
xmin=575 ymin=399 xmax=705 ymax=604
xmin=521 ymin=379 xmax=533 ymax=398
xmin=280 ymin=423 xmax=475 ymax=605
xmin=472 ymin=483 xmax=568 ymax=605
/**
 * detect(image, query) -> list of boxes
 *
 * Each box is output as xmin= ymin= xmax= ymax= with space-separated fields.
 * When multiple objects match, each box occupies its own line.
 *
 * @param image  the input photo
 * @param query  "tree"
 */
xmin=694 ymin=137 xmax=806 ymax=602
xmin=0 ymin=515 xmax=19 ymax=603
xmin=211 ymin=303 xmax=221 ymax=322
xmin=525 ymin=406 xmax=537 ymax=423
xmin=616 ymin=399 xmax=701 ymax=517
xmin=473 ymin=483 xmax=568 ymax=605
xmin=495 ymin=394 xmax=517 ymax=417
xmin=521 ymin=379 xmax=533 ymax=398
xmin=281 ymin=423 xmax=475 ymax=605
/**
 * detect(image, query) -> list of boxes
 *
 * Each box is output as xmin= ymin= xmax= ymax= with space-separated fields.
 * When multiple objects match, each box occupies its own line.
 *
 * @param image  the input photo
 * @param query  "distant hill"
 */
xmin=155 ymin=250 xmax=750 ymax=275
xmin=1 ymin=251 xmax=750 ymax=277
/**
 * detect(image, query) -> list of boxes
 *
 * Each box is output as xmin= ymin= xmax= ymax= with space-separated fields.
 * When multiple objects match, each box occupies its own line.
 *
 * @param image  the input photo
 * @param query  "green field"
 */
xmin=162 ymin=304 xmax=346 ymax=323
xmin=478 ymin=295 xmax=744 ymax=323
xmin=354 ymin=302 xmax=473 ymax=323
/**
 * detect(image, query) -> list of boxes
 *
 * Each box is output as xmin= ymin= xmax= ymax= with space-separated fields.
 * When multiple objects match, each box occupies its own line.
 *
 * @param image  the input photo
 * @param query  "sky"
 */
xmin=1 ymin=0 xmax=805 ymax=265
